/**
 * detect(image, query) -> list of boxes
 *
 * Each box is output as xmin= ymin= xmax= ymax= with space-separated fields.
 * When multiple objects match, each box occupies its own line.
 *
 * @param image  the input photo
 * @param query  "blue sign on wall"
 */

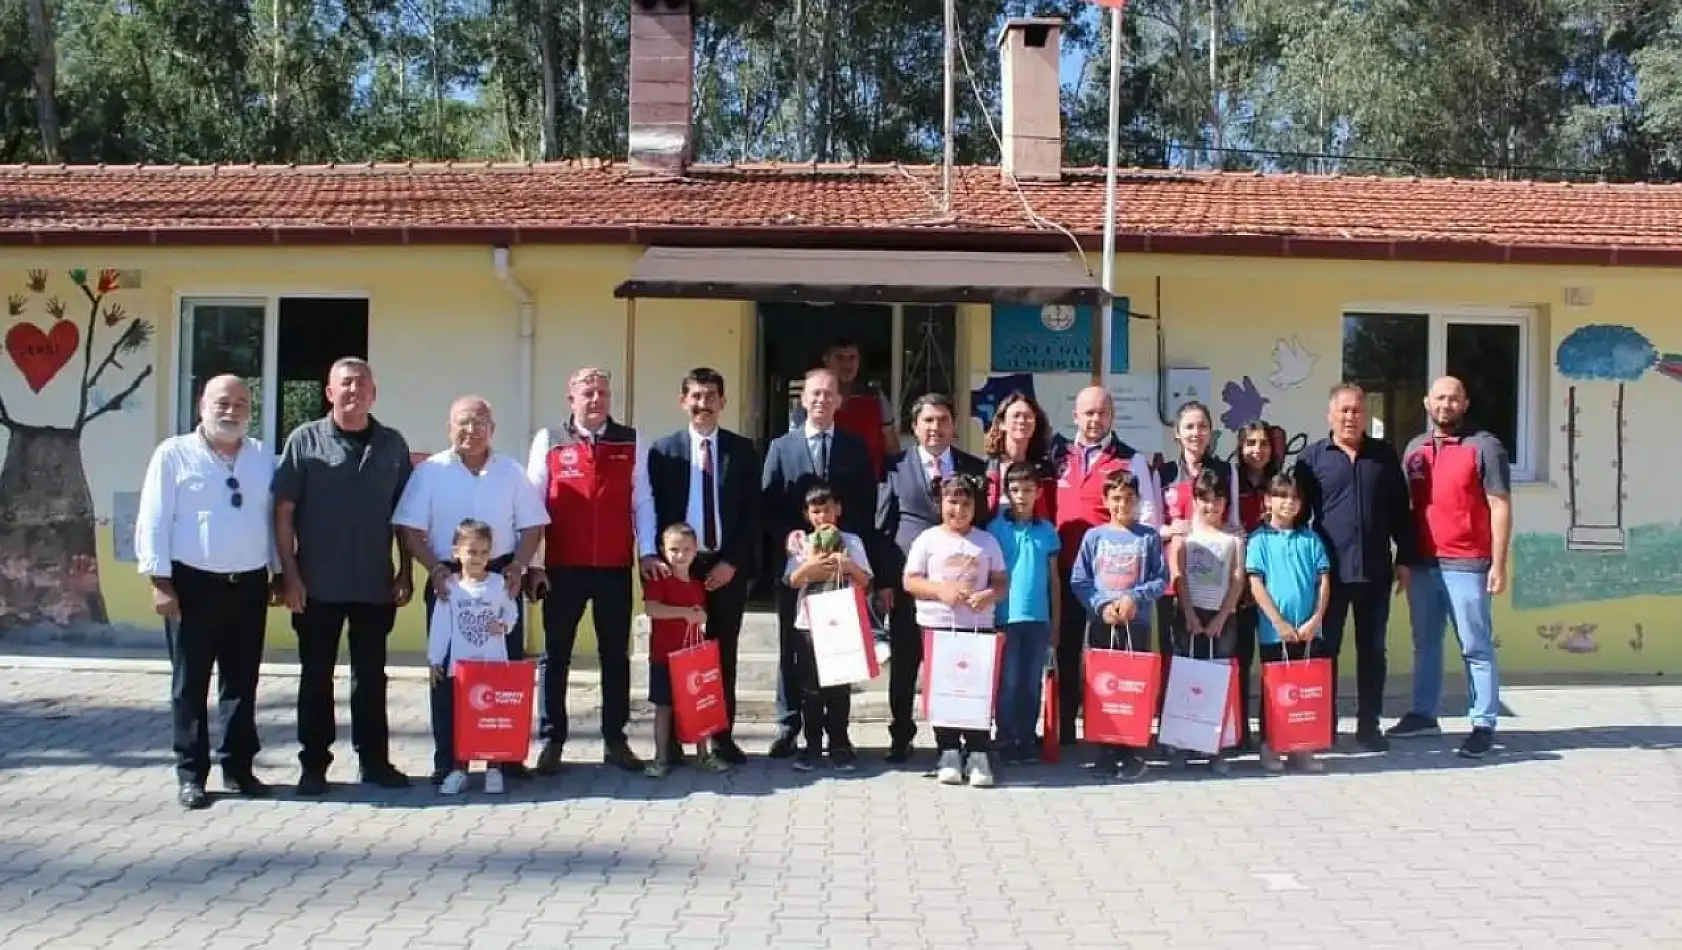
xmin=989 ymin=300 xmax=1130 ymax=374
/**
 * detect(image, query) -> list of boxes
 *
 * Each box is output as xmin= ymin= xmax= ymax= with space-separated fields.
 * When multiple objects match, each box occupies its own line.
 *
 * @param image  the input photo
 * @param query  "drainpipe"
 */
xmin=493 ymin=246 xmax=536 ymax=446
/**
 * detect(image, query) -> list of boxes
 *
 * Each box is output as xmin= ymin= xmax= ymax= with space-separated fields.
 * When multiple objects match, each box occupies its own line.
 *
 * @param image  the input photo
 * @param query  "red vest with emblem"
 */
xmin=542 ymin=420 xmax=638 ymax=569
xmin=1405 ymin=433 xmax=1494 ymax=562
xmin=1051 ymin=436 xmax=1139 ymax=569
xmin=835 ymin=392 xmax=889 ymax=476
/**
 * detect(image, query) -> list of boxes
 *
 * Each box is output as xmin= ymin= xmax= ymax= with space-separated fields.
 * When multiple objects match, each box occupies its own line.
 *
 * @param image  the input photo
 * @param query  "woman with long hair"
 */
xmin=982 ymin=391 xmax=1057 ymax=521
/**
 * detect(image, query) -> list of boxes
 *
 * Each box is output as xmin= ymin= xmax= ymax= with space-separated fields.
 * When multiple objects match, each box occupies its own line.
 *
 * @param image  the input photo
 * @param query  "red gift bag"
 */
xmin=1041 ymin=667 xmax=1061 ymax=764
xmin=453 ymin=659 xmax=537 ymax=763
xmin=1083 ymin=627 xmax=1162 ymax=747
xmin=1261 ymin=653 xmax=1335 ymax=752
xmin=1220 ymin=660 xmax=1242 ymax=749
xmin=669 ymin=635 xmax=730 ymax=744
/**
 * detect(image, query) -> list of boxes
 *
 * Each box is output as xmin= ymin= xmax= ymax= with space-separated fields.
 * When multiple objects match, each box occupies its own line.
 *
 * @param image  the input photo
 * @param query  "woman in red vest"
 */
xmin=982 ymin=392 xmax=1056 ymax=522
xmin=823 ymin=338 xmax=899 ymax=476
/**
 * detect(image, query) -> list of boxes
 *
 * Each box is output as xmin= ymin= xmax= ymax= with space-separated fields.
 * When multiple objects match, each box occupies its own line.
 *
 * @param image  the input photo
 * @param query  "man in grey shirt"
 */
xmin=275 ymin=357 xmax=416 ymax=795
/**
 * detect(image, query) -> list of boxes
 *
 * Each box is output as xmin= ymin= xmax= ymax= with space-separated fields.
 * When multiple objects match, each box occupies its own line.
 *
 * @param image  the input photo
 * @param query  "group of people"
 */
xmin=134 ymin=338 xmax=1511 ymax=810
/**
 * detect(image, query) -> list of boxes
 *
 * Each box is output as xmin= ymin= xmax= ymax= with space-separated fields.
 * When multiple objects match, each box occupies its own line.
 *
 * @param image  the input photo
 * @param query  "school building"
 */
xmin=1 ymin=13 xmax=1680 ymax=676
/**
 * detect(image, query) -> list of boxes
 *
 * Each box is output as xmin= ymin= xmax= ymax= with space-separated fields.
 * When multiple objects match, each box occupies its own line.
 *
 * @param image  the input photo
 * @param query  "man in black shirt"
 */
xmin=1292 ymin=382 xmax=1417 ymax=752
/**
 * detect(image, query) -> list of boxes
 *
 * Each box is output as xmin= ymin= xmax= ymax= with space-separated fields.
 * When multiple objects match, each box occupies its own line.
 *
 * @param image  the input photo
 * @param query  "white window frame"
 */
xmin=171 ymin=291 xmax=368 ymax=450
xmin=1343 ymin=303 xmax=1542 ymax=482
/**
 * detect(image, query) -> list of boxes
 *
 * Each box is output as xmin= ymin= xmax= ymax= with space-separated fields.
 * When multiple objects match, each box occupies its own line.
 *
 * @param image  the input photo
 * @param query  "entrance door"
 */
xmin=757 ymin=302 xmax=895 ymax=444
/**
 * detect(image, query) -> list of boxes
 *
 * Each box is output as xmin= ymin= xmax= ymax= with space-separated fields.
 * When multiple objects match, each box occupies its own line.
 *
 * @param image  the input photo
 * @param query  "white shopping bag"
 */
xmin=804 ymin=586 xmax=881 ymax=687
xmin=919 ymin=627 xmax=1004 ymax=730
xmin=1158 ymin=654 xmax=1235 ymax=755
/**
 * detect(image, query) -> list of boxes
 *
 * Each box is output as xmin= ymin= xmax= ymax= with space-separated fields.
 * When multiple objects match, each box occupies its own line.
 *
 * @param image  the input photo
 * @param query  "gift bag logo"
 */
xmin=686 ymin=671 xmax=705 ymax=696
xmin=469 ymin=683 xmax=496 ymax=712
xmin=1093 ymin=672 xmax=1120 ymax=697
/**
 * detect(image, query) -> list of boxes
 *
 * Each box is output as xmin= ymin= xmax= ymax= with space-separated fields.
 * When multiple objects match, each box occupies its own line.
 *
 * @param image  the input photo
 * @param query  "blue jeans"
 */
xmin=1406 ymin=567 xmax=1499 ymax=730
xmin=996 ymin=621 xmax=1052 ymax=747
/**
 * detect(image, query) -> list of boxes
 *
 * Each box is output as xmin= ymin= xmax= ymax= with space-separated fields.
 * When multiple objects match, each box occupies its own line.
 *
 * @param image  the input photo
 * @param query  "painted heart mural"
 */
xmin=0 ymin=268 xmax=155 ymax=631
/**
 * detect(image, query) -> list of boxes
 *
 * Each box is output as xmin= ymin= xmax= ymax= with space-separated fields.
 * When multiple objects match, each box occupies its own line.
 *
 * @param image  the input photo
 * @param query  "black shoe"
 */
xmin=296 ymin=771 xmax=329 ymax=796
xmin=1117 ymin=751 xmax=1149 ymax=781
xmin=221 ymin=772 xmax=272 ymax=798
xmin=712 ymin=737 xmax=749 ymax=765
xmin=1356 ymin=727 xmax=1391 ymax=753
xmin=178 ymin=782 xmax=210 ymax=810
xmin=430 ymin=769 xmax=449 ymax=787
xmin=603 ymin=742 xmax=645 ymax=772
xmin=1386 ymin=713 xmax=1442 ymax=739
xmin=885 ymin=741 xmax=912 ymax=764
xmin=535 ymin=741 xmax=565 ymax=776
xmin=767 ymin=731 xmax=799 ymax=759
xmin=360 ymin=764 xmax=411 ymax=789
xmin=792 ymin=749 xmax=818 ymax=772
xmin=499 ymin=762 xmax=533 ymax=780
xmin=831 ymin=747 xmax=859 ymax=772
xmin=1457 ymin=727 xmax=1494 ymax=759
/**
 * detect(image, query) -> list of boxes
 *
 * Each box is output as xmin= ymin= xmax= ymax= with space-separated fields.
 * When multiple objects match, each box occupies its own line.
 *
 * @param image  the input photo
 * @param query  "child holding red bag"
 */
xmin=1245 ymin=472 xmax=1332 ymax=773
xmin=642 ymin=523 xmax=730 ymax=780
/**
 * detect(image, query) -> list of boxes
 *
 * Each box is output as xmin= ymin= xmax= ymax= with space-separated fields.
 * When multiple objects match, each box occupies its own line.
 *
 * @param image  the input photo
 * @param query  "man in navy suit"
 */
xmin=876 ymin=392 xmax=988 ymax=762
xmin=761 ymin=368 xmax=877 ymax=757
xmin=647 ymin=367 xmax=761 ymax=764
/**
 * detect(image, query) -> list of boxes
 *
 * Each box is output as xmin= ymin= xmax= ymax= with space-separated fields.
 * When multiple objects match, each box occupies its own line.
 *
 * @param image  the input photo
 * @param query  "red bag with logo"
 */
xmin=453 ymin=659 xmax=538 ymax=763
xmin=1083 ymin=626 xmax=1162 ymax=747
xmin=669 ymin=633 xmax=730 ymax=744
xmin=1261 ymin=653 xmax=1334 ymax=752
xmin=1041 ymin=667 xmax=1060 ymax=764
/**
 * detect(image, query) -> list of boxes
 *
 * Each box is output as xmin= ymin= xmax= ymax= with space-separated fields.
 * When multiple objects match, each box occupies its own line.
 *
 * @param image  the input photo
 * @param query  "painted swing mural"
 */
xmin=0 ymin=268 xmax=153 ymax=631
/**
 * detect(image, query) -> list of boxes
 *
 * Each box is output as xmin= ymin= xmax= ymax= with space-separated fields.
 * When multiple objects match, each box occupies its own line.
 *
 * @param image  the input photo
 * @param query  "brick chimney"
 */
xmin=628 ymin=0 xmax=694 ymax=172
xmin=997 ymin=18 xmax=1064 ymax=181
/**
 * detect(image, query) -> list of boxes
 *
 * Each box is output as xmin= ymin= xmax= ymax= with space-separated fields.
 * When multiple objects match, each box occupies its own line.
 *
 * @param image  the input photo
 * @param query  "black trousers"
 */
xmin=792 ymin=628 xmax=852 ymax=753
xmin=293 ymin=599 xmax=397 ymax=773
xmin=887 ymin=591 xmax=925 ymax=746
xmin=695 ymin=552 xmax=747 ymax=740
xmin=774 ymin=585 xmax=803 ymax=735
xmin=423 ymin=557 xmax=526 ymax=772
xmin=1232 ymin=603 xmax=1258 ymax=747
xmin=166 ymin=564 xmax=269 ymax=785
xmin=540 ymin=565 xmax=632 ymax=747
xmin=1322 ymin=581 xmax=1393 ymax=730
xmin=1055 ymin=584 xmax=1088 ymax=743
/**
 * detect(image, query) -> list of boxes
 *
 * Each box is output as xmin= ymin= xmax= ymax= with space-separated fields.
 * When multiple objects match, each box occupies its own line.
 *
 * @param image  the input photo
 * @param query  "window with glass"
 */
xmin=1341 ymin=310 xmax=1536 ymax=478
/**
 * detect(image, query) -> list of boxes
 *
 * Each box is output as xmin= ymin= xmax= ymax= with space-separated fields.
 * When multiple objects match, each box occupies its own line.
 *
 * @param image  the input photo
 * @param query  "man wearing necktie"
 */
xmin=876 ymin=392 xmax=989 ymax=762
xmin=761 ymin=368 xmax=878 ymax=757
xmin=648 ymin=368 xmax=761 ymax=764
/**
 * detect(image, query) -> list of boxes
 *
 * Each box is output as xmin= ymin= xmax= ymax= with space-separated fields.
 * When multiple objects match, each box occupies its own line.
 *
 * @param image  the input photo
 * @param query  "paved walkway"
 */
xmin=2 ymin=660 xmax=1682 ymax=949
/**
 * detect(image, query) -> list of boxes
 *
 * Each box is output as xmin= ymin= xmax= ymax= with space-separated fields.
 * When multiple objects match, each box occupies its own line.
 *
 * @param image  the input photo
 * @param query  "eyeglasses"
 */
xmin=226 ymin=476 xmax=243 ymax=509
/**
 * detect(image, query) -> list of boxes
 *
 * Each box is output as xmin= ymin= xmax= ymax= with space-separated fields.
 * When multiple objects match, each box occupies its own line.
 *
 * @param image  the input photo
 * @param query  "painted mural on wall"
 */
xmin=0 ymin=269 xmax=153 ymax=630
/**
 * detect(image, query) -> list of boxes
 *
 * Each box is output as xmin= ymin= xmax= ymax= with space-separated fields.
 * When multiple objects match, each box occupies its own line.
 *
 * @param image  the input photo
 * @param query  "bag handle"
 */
xmin=682 ymin=620 xmax=705 ymax=650
xmin=1108 ymin=621 xmax=1135 ymax=653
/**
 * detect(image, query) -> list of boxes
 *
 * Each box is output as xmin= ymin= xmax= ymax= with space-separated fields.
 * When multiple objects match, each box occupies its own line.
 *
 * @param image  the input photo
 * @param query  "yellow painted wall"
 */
xmin=1 ymin=243 xmax=1677 ymax=678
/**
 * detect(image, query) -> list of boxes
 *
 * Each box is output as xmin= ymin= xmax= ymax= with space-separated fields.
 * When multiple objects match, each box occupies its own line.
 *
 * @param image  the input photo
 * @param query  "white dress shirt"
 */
xmin=134 ymin=433 xmax=278 ymax=576
xmin=525 ymin=423 xmax=658 ymax=558
xmin=917 ymin=446 xmax=953 ymax=481
xmin=393 ymin=451 xmax=550 ymax=561
xmin=686 ymin=426 xmax=725 ymax=550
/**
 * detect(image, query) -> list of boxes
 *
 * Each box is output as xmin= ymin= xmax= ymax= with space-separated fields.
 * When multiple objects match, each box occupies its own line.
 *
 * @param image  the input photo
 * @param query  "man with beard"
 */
xmin=276 ymin=357 xmax=416 ymax=795
xmin=1292 ymin=382 xmax=1417 ymax=752
xmin=135 ymin=375 xmax=282 ymax=809
xmin=646 ymin=368 xmax=760 ymax=764
xmin=1388 ymin=376 xmax=1510 ymax=759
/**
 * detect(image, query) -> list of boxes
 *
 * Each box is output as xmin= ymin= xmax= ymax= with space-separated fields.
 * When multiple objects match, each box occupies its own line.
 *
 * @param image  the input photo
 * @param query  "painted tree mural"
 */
xmin=0 ymin=269 xmax=153 ymax=629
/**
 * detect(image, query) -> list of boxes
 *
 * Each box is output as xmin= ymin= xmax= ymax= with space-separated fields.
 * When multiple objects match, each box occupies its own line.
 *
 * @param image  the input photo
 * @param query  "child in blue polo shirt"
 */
xmin=987 ymin=462 xmax=1060 ymax=764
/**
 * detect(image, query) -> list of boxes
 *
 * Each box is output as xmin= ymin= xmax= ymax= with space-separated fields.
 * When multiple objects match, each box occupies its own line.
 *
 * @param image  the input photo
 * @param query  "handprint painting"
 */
xmin=0 ymin=268 xmax=156 ymax=632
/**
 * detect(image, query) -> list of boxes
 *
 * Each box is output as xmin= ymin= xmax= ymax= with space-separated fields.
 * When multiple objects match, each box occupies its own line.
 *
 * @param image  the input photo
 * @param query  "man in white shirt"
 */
xmin=525 ymin=367 xmax=658 ymax=773
xmin=134 ymin=375 xmax=281 ymax=811
xmin=394 ymin=395 xmax=548 ymax=783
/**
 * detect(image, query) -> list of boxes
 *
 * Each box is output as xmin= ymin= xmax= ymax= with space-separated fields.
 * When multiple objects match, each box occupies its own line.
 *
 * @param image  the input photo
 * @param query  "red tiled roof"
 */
xmin=4 ymin=160 xmax=1682 ymax=265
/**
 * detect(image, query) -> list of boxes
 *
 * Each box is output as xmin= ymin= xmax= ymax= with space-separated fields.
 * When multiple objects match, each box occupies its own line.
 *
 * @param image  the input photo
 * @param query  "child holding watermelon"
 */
xmin=785 ymin=482 xmax=875 ymax=771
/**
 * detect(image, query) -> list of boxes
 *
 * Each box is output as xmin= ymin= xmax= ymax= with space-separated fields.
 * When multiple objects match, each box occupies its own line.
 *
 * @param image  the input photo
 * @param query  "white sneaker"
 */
xmin=483 ymin=768 xmax=506 ymax=794
xmin=439 ymin=770 xmax=469 ymax=796
xmin=874 ymin=640 xmax=893 ymax=666
xmin=967 ymin=752 xmax=996 ymax=788
xmin=936 ymin=750 xmax=964 ymax=785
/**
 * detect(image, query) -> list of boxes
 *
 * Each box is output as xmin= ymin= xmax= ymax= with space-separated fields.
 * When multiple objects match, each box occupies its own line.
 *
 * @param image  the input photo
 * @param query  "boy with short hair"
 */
xmin=987 ymin=462 xmax=1061 ymax=764
xmin=786 ymin=482 xmax=874 ymax=772
xmin=1070 ymin=469 xmax=1167 ymax=780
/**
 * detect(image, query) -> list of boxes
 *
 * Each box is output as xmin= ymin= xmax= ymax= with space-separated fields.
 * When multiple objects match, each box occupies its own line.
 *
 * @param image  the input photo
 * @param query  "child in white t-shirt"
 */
xmin=427 ymin=519 xmax=521 ymax=796
xmin=1169 ymin=467 xmax=1246 ymax=772
xmin=903 ymin=474 xmax=1008 ymax=789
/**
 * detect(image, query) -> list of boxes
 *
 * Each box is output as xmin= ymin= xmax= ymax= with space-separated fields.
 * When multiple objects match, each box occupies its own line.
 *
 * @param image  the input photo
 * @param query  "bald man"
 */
xmin=394 ymin=395 xmax=549 ymax=785
xmin=1049 ymin=385 xmax=1163 ymax=745
xmin=135 ymin=375 xmax=284 ymax=810
xmin=1390 ymin=376 xmax=1510 ymax=759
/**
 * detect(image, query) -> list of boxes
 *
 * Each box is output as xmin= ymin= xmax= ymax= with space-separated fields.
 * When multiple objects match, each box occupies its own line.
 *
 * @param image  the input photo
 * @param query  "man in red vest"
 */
xmin=823 ymin=338 xmax=899 ymax=476
xmin=1049 ymin=385 xmax=1163 ymax=745
xmin=525 ymin=367 xmax=658 ymax=774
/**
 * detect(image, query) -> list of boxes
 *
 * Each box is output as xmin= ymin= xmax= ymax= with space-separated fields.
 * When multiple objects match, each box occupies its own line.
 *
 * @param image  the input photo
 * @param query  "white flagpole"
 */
xmin=1096 ymin=3 xmax=1123 ymax=385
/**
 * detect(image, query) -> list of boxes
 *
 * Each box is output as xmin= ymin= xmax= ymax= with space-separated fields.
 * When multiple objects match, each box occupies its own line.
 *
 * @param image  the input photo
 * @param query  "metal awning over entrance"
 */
xmin=613 ymin=247 xmax=1105 ymax=305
